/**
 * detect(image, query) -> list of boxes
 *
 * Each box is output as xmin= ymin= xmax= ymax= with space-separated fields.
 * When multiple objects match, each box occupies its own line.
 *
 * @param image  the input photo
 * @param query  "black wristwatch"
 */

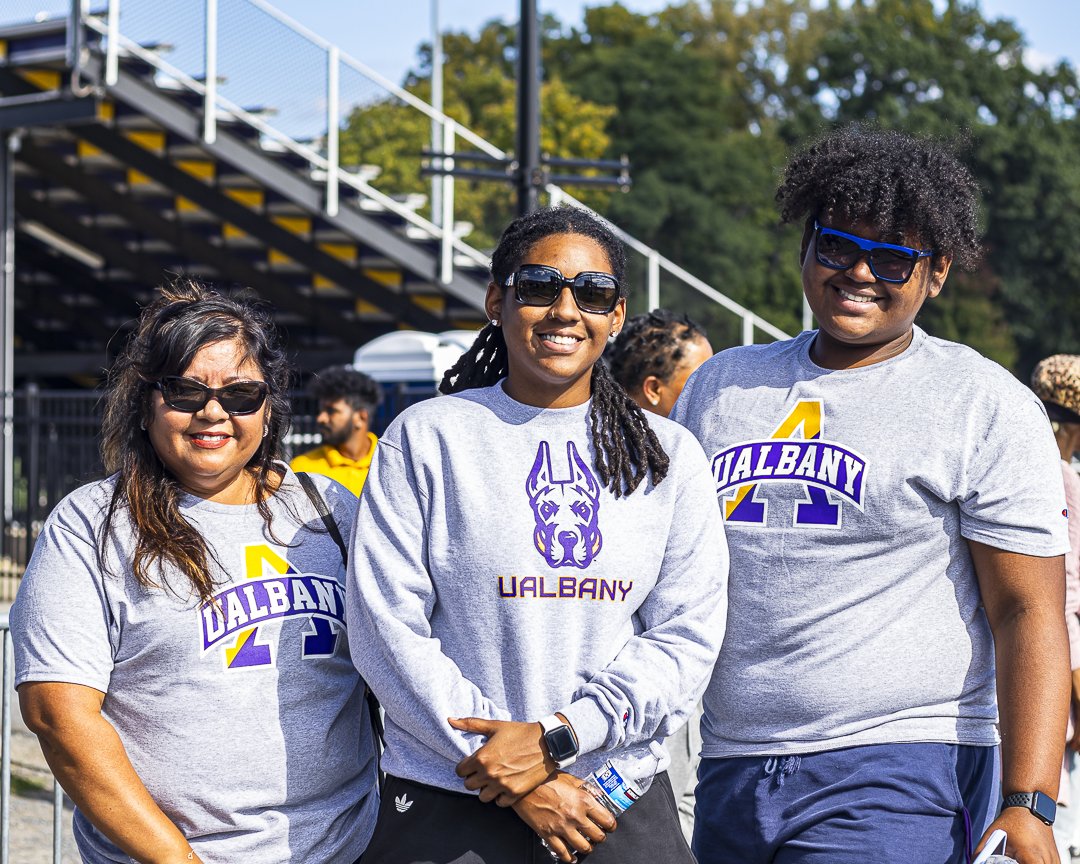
xmin=1002 ymin=791 xmax=1057 ymax=826
xmin=539 ymin=714 xmax=579 ymax=769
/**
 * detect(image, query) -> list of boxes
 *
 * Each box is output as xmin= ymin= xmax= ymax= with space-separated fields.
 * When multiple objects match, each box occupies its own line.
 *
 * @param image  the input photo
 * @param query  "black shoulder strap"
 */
xmin=295 ymin=471 xmax=385 ymax=778
xmin=296 ymin=471 xmax=348 ymax=567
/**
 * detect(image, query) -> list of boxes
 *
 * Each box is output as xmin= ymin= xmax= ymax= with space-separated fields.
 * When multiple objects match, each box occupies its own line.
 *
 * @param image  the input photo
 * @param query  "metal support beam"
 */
xmin=326 ymin=44 xmax=339 ymax=217
xmin=85 ymin=56 xmax=485 ymax=311
xmin=105 ymin=0 xmax=121 ymax=86
xmin=17 ymin=141 xmax=372 ymax=346
xmin=439 ymin=119 xmax=455 ymax=285
xmin=0 ymin=94 xmax=99 ymax=130
xmin=204 ymin=0 xmax=218 ymax=144
xmin=0 ymin=133 xmax=15 ymax=529
xmin=647 ymin=251 xmax=660 ymax=312
xmin=72 ymin=120 xmax=449 ymax=331
xmin=516 ymin=0 xmax=540 ymax=217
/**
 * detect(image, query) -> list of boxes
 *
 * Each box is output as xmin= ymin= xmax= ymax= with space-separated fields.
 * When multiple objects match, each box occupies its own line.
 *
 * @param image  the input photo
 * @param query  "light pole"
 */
xmin=430 ymin=0 xmax=444 ymax=227
xmin=516 ymin=0 xmax=540 ymax=216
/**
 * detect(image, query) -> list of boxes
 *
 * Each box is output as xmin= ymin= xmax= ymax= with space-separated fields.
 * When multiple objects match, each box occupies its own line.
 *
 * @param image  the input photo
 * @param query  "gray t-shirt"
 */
xmin=347 ymin=383 xmax=730 ymax=792
xmin=11 ymin=467 xmax=378 ymax=863
xmin=672 ymin=327 xmax=1070 ymax=758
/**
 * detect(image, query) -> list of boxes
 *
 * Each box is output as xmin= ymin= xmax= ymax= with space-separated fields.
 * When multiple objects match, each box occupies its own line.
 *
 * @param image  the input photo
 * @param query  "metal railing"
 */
xmin=0 ymin=613 xmax=67 ymax=864
xmin=62 ymin=0 xmax=788 ymax=344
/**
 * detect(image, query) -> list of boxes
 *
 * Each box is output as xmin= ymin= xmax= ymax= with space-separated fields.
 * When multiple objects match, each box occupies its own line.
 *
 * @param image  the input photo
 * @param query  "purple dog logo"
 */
xmin=526 ymin=441 xmax=602 ymax=569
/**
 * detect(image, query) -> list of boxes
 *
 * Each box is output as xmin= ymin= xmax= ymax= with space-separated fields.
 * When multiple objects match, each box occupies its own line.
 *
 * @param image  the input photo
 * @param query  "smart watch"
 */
xmin=539 ymin=714 xmax=579 ymax=769
xmin=1002 ymin=790 xmax=1057 ymax=826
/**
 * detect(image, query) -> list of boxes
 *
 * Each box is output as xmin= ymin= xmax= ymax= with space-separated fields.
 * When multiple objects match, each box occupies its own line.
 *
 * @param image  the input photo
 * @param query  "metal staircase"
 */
xmin=0 ymin=0 xmax=788 ymax=383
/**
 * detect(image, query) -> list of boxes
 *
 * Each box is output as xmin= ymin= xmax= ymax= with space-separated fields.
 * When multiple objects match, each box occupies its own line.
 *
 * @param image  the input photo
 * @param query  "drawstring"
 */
xmin=763 ymin=755 xmax=802 ymax=787
xmin=962 ymin=806 xmax=973 ymax=864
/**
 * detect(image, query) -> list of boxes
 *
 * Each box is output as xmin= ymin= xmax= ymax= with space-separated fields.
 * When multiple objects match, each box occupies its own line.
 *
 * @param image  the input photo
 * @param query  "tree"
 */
xmin=340 ymin=19 xmax=615 ymax=250
xmin=798 ymin=0 xmax=1080 ymax=370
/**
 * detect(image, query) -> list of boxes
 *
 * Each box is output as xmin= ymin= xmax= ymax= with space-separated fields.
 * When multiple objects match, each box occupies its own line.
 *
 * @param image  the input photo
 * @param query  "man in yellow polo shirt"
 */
xmin=291 ymin=365 xmax=382 ymax=496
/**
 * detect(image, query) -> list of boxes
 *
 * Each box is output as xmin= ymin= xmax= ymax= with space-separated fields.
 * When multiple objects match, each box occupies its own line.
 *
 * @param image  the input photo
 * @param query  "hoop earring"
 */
xmin=140 ymin=418 xmax=147 ymax=431
xmin=262 ymin=423 xmax=269 ymax=439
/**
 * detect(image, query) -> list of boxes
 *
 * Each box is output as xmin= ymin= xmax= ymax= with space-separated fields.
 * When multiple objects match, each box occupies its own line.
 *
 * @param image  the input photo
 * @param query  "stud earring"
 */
xmin=490 ymin=318 xmax=500 ymax=327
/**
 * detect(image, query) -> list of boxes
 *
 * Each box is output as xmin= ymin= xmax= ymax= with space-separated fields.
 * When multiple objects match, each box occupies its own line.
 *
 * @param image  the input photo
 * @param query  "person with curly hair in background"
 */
xmin=11 ymin=281 xmax=379 ymax=864
xmin=606 ymin=309 xmax=713 ymax=420
xmin=291 ymin=365 xmax=383 ymax=496
xmin=673 ymin=126 xmax=1070 ymax=864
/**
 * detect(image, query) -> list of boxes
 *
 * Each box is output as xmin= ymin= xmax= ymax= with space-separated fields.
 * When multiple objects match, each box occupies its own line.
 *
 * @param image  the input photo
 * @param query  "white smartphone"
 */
xmin=972 ymin=828 xmax=1008 ymax=864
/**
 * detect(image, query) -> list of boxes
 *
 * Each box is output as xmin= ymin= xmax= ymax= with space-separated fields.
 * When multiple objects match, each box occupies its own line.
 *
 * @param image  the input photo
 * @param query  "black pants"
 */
xmin=360 ymin=771 xmax=696 ymax=864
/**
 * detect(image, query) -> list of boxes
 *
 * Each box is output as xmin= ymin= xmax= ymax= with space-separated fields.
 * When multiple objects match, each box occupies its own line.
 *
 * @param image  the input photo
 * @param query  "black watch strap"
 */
xmin=1002 ymin=791 xmax=1057 ymax=826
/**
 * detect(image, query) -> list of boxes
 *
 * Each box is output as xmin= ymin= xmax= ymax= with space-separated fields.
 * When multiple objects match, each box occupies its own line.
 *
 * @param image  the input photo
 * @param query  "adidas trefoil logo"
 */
xmin=395 ymin=793 xmax=413 ymax=813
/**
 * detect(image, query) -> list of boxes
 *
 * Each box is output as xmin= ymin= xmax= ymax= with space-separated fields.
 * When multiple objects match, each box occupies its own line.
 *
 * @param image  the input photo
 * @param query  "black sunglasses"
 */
xmin=813 ymin=221 xmax=933 ymax=285
xmin=504 ymin=264 xmax=621 ymax=314
xmin=155 ymin=377 xmax=269 ymax=415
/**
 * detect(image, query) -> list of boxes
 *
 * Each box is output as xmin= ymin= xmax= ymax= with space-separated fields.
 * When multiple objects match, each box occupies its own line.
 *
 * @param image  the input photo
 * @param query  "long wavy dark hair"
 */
xmin=99 ymin=279 xmax=293 ymax=605
xmin=440 ymin=206 xmax=669 ymax=497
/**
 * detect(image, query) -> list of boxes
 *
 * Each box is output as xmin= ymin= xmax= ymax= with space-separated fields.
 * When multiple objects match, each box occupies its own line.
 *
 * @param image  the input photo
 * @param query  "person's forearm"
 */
xmin=995 ymin=606 xmax=1070 ymax=797
xmin=35 ymin=713 xmax=198 ymax=864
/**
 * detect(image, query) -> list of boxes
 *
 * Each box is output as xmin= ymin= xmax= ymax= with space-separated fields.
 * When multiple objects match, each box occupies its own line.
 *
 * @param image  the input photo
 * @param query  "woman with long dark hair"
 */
xmin=11 ymin=281 xmax=379 ymax=863
xmin=348 ymin=206 xmax=729 ymax=863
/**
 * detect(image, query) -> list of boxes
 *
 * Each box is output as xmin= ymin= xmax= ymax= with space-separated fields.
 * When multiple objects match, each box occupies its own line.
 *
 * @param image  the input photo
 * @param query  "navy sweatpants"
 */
xmin=692 ymin=743 xmax=999 ymax=864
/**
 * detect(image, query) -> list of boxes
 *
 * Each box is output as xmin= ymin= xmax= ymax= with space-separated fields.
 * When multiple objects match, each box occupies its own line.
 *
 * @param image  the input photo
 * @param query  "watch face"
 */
xmin=545 ymin=725 xmax=578 ymax=762
xmin=1032 ymin=791 xmax=1057 ymax=825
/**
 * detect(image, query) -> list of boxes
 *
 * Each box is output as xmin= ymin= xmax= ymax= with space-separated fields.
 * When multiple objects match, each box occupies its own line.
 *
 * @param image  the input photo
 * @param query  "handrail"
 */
xmin=1 ymin=613 xmax=66 ymax=864
xmin=83 ymin=0 xmax=791 ymax=345
xmin=1 ymin=613 xmax=10 ymax=864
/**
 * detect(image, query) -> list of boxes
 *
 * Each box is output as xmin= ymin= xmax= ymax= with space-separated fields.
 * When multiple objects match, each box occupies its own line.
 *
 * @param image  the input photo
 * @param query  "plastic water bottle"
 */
xmin=581 ymin=740 xmax=665 ymax=817
xmin=541 ymin=741 xmax=664 ymax=861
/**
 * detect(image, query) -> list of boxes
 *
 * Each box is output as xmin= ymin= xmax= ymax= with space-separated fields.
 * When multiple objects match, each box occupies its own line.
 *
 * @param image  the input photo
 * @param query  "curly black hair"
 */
xmin=439 ymin=206 xmax=669 ymax=497
xmin=606 ymin=309 xmax=709 ymax=392
xmin=776 ymin=125 xmax=982 ymax=271
xmin=310 ymin=365 xmax=383 ymax=413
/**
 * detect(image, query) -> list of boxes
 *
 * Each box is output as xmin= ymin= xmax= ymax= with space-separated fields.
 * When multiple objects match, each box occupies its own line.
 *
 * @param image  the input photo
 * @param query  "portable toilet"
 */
xmin=352 ymin=329 xmax=479 ymax=427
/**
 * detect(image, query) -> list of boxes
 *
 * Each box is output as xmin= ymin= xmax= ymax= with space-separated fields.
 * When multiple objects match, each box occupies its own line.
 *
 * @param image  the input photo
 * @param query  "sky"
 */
xmin=267 ymin=0 xmax=1080 ymax=87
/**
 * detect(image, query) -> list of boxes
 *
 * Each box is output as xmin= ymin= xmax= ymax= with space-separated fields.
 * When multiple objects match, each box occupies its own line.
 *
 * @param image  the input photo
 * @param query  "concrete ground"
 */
xmin=2 ymin=601 xmax=80 ymax=862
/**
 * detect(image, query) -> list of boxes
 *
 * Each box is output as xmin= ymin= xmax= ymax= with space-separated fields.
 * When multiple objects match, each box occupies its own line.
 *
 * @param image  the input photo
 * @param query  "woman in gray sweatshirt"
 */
xmin=347 ymin=206 xmax=729 ymax=863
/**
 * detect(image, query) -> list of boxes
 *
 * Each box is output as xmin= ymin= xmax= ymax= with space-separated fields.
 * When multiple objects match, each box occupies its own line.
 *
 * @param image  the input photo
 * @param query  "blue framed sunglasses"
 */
xmin=813 ymin=221 xmax=933 ymax=285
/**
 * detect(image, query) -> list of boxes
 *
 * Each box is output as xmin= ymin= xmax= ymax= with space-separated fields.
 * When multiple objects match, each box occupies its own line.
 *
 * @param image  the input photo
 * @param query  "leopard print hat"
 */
xmin=1031 ymin=354 xmax=1080 ymax=424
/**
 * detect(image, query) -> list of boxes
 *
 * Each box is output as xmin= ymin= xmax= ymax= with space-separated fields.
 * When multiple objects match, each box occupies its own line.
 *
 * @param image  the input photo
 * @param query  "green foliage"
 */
xmin=340 ymin=20 xmax=614 ymax=250
xmin=355 ymin=0 xmax=1080 ymax=370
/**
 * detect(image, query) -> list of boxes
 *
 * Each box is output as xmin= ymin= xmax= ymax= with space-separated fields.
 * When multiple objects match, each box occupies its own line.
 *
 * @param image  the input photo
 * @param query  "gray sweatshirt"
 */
xmin=346 ymin=382 xmax=729 ymax=791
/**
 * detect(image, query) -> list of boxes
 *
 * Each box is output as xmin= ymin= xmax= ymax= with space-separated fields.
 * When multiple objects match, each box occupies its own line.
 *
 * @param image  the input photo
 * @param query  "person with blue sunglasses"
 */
xmin=673 ymin=125 xmax=1070 ymax=864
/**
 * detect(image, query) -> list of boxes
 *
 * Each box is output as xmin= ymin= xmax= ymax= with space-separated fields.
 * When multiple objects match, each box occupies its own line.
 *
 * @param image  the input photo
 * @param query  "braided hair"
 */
xmin=606 ymin=309 xmax=709 ymax=394
xmin=440 ymin=206 xmax=670 ymax=497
